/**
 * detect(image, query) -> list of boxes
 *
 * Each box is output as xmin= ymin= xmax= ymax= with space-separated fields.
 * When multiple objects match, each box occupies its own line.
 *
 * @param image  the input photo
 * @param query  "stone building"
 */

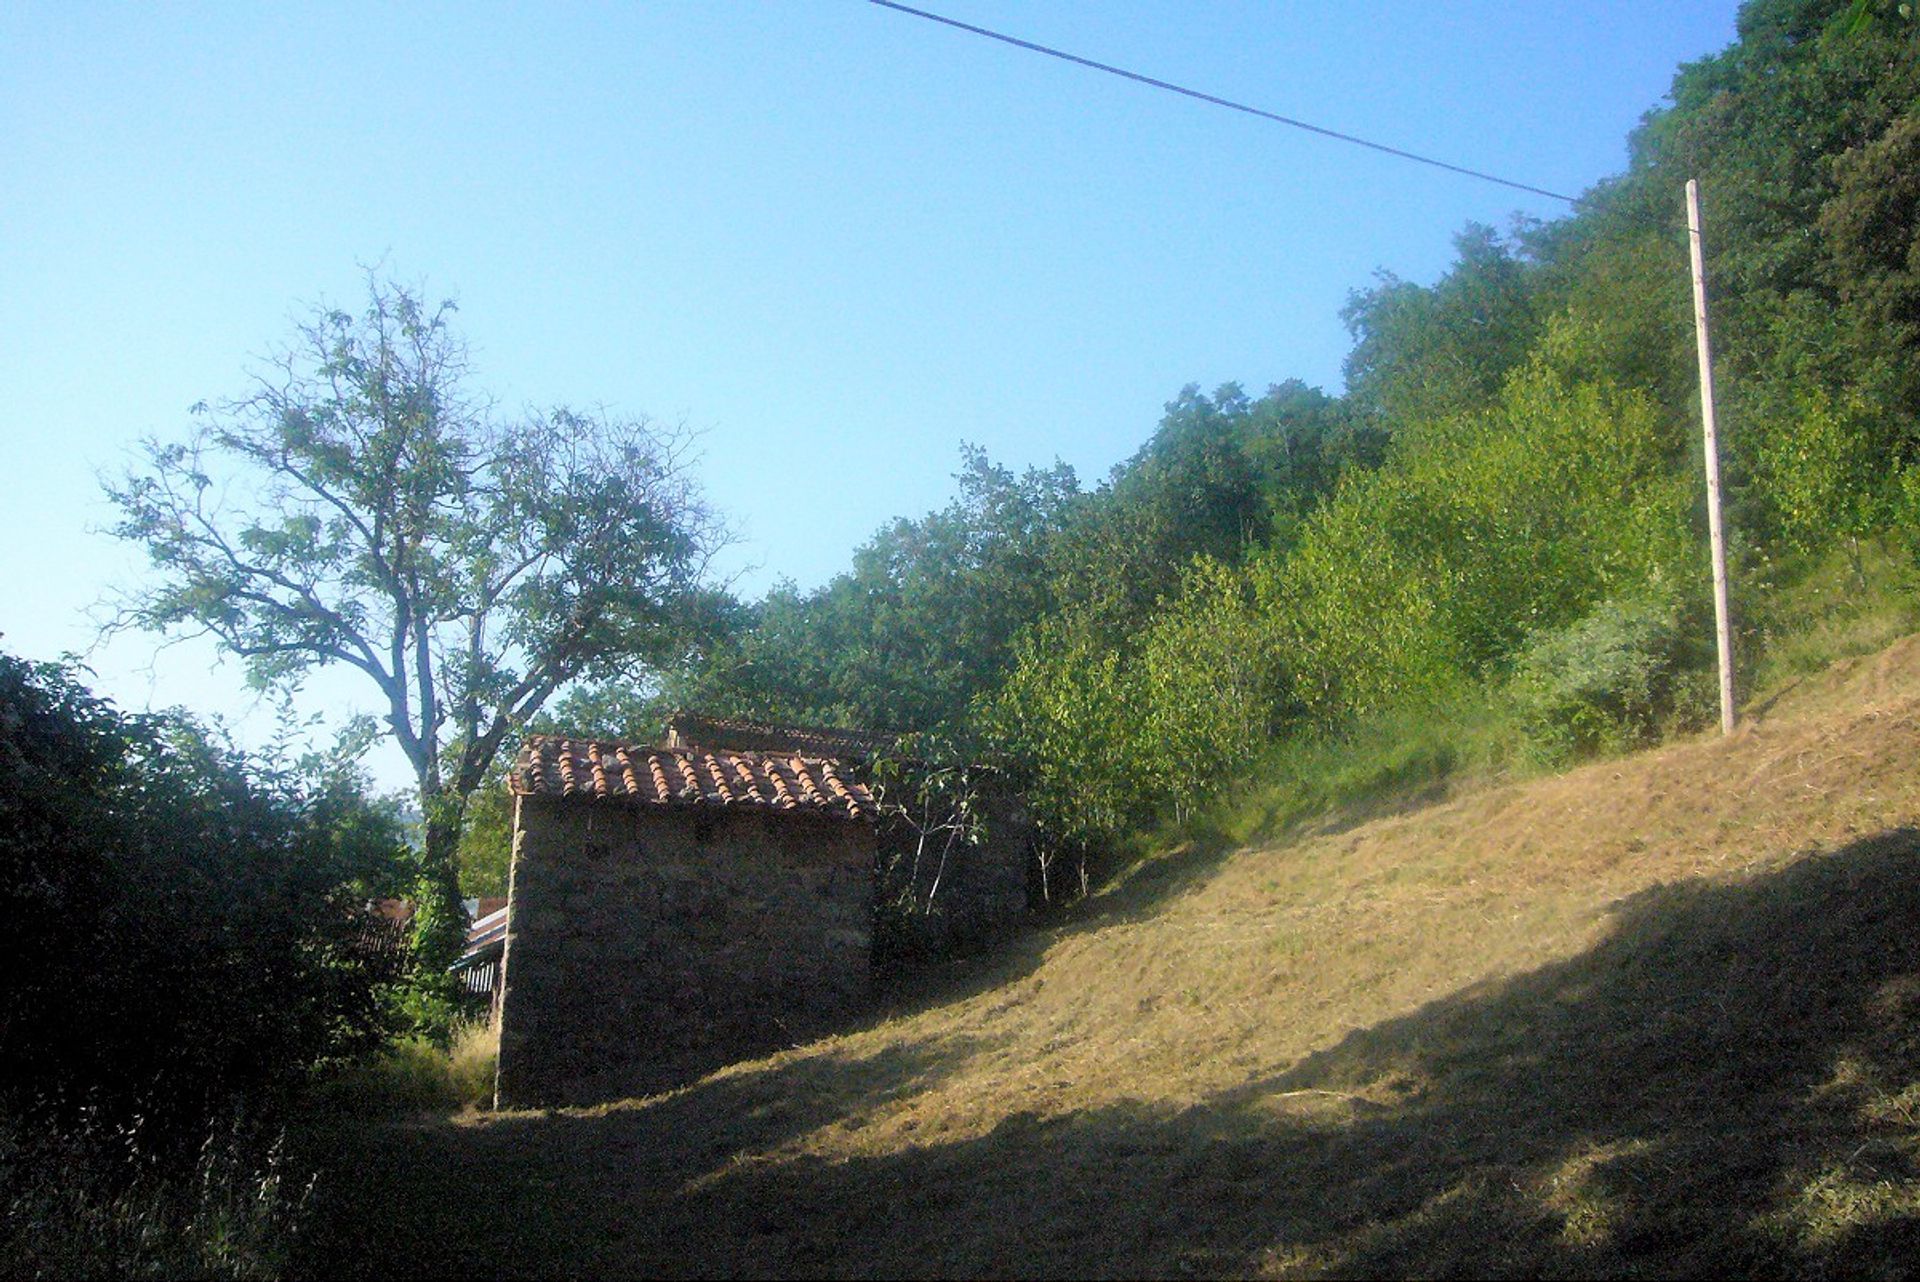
xmin=492 ymin=718 xmax=1031 ymax=1108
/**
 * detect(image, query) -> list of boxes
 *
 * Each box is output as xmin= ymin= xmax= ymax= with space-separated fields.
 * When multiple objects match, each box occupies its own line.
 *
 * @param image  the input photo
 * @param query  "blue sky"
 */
xmin=1 ymin=1 xmax=1740 ymax=787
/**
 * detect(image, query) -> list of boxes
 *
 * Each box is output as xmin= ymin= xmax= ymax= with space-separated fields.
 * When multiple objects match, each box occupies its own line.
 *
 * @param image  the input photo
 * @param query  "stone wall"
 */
xmin=494 ymin=796 xmax=875 ymax=1107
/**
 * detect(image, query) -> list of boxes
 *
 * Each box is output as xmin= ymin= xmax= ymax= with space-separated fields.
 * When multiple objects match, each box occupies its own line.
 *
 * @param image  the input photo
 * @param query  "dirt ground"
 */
xmin=303 ymin=636 xmax=1920 ymax=1278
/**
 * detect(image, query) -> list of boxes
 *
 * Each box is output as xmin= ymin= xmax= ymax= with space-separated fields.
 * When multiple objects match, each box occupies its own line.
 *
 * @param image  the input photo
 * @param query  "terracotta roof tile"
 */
xmin=615 ymin=745 xmax=642 ymax=796
xmin=510 ymin=734 xmax=875 ymax=822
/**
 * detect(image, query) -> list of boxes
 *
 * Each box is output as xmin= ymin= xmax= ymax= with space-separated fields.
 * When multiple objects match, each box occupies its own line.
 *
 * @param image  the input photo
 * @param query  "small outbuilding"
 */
xmin=492 ymin=717 xmax=1031 ymax=1107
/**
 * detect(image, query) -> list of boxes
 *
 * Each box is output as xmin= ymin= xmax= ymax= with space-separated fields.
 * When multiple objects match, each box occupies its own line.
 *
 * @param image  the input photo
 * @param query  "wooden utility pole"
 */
xmin=1687 ymin=178 xmax=1737 ymax=736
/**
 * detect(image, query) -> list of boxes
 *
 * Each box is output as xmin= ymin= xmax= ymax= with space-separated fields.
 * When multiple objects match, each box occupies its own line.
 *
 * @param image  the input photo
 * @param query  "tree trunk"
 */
xmin=407 ymin=788 xmax=469 ymax=1034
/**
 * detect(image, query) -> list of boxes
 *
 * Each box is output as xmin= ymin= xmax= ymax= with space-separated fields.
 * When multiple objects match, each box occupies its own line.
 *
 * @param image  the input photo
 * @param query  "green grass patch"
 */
xmin=1748 ymin=539 xmax=1920 ymax=699
xmin=1218 ymin=686 xmax=1525 ymax=847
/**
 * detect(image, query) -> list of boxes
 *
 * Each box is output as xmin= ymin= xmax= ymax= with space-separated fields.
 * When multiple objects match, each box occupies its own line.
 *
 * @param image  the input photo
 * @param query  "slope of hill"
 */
xmin=308 ymin=637 xmax=1920 ymax=1279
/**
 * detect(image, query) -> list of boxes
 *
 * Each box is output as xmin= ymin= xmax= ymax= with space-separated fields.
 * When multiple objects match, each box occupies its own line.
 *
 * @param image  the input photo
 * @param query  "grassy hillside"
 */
xmin=306 ymin=636 xmax=1920 ymax=1278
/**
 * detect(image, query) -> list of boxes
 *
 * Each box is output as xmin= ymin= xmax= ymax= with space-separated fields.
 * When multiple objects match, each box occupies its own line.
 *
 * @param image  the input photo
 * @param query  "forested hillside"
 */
xmin=515 ymin=0 xmax=1920 ymax=883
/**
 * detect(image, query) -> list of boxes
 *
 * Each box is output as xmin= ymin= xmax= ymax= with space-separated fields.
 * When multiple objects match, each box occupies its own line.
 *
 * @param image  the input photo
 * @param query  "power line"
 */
xmin=868 ymin=0 xmax=1585 ymax=207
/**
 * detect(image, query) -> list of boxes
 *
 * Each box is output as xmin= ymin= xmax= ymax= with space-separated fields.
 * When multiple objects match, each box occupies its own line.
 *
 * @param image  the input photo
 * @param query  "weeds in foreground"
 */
xmin=0 ymin=1108 xmax=312 ymax=1280
xmin=1 ymin=1018 xmax=506 ymax=1278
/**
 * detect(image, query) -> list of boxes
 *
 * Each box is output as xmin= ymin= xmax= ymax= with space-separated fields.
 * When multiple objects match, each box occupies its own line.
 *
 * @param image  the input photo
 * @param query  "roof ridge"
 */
xmin=521 ymin=732 xmax=855 ymax=765
xmin=509 ymin=735 xmax=876 ymax=821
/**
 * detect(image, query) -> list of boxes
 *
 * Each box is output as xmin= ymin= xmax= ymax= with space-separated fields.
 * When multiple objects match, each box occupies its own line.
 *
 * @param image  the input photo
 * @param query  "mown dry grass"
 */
xmin=303 ymin=636 xmax=1920 ymax=1278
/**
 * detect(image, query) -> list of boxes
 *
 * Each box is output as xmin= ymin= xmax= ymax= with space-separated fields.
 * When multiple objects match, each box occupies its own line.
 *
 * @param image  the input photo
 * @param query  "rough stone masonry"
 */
xmin=492 ymin=733 xmax=1030 ymax=1107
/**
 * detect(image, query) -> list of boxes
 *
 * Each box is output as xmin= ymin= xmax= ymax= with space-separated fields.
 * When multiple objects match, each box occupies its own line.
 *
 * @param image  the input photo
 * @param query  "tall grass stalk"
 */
xmin=0 ymin=1109 xmax=312 ymax=1280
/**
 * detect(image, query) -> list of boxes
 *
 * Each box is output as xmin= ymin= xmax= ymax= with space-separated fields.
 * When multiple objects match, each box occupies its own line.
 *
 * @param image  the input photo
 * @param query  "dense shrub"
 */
xmin=1279 ymin=363 xmax=1693 ymax=721
xmin=1508 ymin=591 xmax=1707 ymax=766
xmin=981 ymin=557 xmax=1288 ymax=849
xmin=0 ymin=652 xmax=410 ymax=1134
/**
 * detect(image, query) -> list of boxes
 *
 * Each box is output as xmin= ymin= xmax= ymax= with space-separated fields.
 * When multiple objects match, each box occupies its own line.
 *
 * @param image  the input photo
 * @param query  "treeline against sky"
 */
xmin=545 ymin=0 xmax=1920 ymax=860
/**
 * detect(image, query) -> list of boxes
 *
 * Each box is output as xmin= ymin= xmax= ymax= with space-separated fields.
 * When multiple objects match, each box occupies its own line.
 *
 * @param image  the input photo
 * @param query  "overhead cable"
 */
xmin=868 ymin=0 xmax=1585 ymax=207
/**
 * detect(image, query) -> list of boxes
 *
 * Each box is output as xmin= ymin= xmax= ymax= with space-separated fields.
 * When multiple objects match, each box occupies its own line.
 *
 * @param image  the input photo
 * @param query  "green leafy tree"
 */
xmin=104 ymin=274 xmax=725 ymax=1010
xmin=1613 ymin=0 xmax=1919 ymax=393
xmin=663 ymin=446 xmax=1080 ymax=733
xmin=1840 ymin=0 xmax=1916 ymax=34
xmin=1341 ymin=223 xmax=1542 ymax=427
xmin=1045 ymin=380 xmax=1368 ymax=648
xmin=1280 ymin=360 xmax=1694 ymax=721
xmin=1042 ymin=384 xmax=1262 ymax=640
xmin=1819 ymin=110 xmax=1920 ymax=412
xmin=1240 ymin=378 xmax=1387 ymax=539
xmin=980 ymin=556 xmax=1288 ymax=848
xmin=1521 ymin=214 xmax=1695 ymax=413
xmin=1135 ymin=557 xmax=1289 ymax=822
xmin=979 ymin=607 xmax=1140 ymax=850
xmin=1750 ymin=383 xmax=1905 ymax=573
xmin=456 ymin=772 xmax=515 ymax=898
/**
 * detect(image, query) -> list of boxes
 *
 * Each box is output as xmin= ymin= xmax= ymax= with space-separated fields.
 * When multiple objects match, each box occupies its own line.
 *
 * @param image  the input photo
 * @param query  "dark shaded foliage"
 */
xmin=0 ymin=652 xmax=409 ymax=1136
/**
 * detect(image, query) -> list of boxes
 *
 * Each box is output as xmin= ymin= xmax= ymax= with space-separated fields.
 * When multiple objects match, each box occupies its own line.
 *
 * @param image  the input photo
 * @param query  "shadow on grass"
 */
xmin=304 ymin=828 xmax=1920 ymax=1279
xmin=295 ymin=1028 xmax=993 ymax=1279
